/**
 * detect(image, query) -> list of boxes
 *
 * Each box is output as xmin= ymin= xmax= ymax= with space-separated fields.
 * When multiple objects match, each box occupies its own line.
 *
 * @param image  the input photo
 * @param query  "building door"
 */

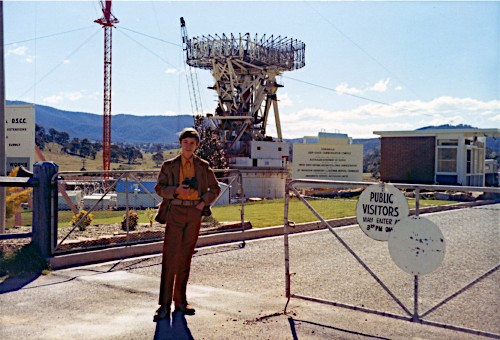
xmin=465 ymin=141 xmax=485 ymax=186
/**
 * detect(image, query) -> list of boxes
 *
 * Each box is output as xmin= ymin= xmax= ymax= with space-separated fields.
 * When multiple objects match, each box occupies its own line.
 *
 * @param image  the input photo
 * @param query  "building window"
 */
xmin=437 ymin=139 xmax=458 ymax=146
xmin=437 ymin=147 xmax=457 ymax=173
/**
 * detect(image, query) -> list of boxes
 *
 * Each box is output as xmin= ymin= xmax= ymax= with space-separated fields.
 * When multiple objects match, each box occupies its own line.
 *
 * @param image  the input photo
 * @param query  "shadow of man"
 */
xmin=154 ymin=310 xmax=193 ymax=340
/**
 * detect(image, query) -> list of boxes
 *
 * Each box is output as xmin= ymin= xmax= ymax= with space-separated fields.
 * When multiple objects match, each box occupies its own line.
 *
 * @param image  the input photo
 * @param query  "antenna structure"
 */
xmin=94 ymin=0 xmax=118 ymax=177
xmin=184 ymin=30 xmax=305 ymax=157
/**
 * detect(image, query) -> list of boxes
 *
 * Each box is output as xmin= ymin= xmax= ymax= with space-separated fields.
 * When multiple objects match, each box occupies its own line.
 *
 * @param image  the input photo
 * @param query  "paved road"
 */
xmin=1 ymin=204 xmax=499 ymax=339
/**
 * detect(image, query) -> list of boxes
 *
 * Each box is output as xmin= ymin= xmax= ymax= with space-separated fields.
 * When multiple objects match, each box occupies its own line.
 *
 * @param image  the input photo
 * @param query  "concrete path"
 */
xmin=1 ymin=204 xmax=499 ymax=339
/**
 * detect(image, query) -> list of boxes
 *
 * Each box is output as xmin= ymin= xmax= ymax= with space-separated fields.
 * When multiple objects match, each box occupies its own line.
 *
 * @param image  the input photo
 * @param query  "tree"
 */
xmin=124 ymin=146 xmax=143 ymax=164
xmin=152 ymin=152 xmax=164 ymax=167
xmin=79 ymin=138 xmax=93 ymax=158
xmin=35 ymin=125 xmax=47 ymax=150
xmin=93 ymin=141 xmax=103 ymax=152
xmin=53 ymin=131 xmax=69 ymax=145
xmin=110 ymin=144 xmax=124 ymax=162
xmin=486 ymin=147 xmax=499 ymax=162
xmin=68 ymin=138 xmax=80 ymax=154
xmin=363 ymin=147 xmax=381 ymax=179
xmin=193 ymin=115 xmax=227 ymax=170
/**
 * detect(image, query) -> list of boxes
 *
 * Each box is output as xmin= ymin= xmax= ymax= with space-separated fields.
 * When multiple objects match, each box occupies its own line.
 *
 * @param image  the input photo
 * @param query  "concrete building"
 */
xmin=373 ymin=128 xmax=500 ymax=186
xmin=229 ymin=141 xmax=289 ymax=199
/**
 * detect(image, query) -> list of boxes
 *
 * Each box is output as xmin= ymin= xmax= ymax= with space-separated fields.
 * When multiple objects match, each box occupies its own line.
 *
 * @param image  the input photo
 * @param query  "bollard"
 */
xmin=32 ymin=162 xmax=59 ymax=258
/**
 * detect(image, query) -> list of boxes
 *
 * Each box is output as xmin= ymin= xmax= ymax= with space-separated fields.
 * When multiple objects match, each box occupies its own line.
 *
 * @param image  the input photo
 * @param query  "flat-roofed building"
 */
xmin=373 ymin=128 xmax=500 ymax=186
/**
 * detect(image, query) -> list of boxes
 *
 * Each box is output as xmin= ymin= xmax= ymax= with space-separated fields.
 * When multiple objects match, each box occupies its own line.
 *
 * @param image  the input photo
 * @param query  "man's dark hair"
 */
xmin=178 ymin=128 xmax=200 ymax=142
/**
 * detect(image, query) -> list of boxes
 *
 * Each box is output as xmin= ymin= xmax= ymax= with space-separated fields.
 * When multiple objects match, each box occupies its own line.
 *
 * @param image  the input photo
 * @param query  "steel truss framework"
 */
xmin=185 ymin=33 xmax=305 ymax=156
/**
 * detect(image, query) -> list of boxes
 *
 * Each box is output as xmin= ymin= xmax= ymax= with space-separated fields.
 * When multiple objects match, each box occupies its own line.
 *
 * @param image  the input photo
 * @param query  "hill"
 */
xmin=6 ymin=101 xmax=497 ymax=153
xmin=7 ymin=100 xmax=194 ymax=144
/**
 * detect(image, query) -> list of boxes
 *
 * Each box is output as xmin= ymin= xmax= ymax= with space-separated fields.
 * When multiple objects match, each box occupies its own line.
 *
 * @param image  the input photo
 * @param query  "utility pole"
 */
xmin=0 ymin=2 xmax=7 ymax=233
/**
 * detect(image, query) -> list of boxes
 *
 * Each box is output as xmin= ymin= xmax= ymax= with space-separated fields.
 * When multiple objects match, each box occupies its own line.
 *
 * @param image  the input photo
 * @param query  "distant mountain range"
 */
xmin=6 ymin=100 xmax=499 ymax=153
xmin=8 ymin=100 xmax=194 ymax=145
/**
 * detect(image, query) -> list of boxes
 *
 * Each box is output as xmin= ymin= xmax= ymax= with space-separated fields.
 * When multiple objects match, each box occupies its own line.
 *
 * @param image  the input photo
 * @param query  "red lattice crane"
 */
xmin=94 ymin=1 xmax=118 ymax=175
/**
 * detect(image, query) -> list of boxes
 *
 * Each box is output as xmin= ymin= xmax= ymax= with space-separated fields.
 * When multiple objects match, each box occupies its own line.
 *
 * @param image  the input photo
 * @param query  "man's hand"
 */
xmin=175 ymin=185 xmax=191 ymax=197
xmin=196 ymin=200 xmax=206 ymax=211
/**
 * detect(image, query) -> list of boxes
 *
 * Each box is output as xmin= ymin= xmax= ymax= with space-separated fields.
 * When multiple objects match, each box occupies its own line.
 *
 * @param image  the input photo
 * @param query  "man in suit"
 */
xmin=153 ymin=128 xmax=221 ymax=321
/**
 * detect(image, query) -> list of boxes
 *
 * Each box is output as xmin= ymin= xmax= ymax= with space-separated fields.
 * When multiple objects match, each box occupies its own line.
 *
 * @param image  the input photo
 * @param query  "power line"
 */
xmin=15 ymin=28 xmax=101 ymax=101
xmin=283 ymin=75 xmax=432 ymax=117
xmin=119 ymin=26 xmax=181 ymax=47
xmin=4 ymin=26 xmax=95 ymax=46
xmin=116 ymin=29 xmax=177 ymax=68
xmin=306 ymin=3 xmax=422 ymax=99
xmin=283 ymin=75 xmax=393 ymax=106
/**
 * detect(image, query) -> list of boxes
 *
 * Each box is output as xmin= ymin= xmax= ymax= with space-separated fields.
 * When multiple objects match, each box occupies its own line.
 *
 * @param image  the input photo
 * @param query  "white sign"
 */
xmin=6 ymin=104 xmax=35 ymax=173
xmin=356 ymin=183 xmax=409 ymax=241
xmin=292 ymin=144 xmax=363 ymax=181
xmin=388 ymin=216 xmax=446 ymax=275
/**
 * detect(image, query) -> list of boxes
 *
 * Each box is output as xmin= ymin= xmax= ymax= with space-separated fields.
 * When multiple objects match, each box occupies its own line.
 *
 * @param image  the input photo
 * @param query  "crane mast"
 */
xmin=95 ymin=1 xmax=118 ymax=175
xmin=180 ymin=17 xmax=203 ymax=115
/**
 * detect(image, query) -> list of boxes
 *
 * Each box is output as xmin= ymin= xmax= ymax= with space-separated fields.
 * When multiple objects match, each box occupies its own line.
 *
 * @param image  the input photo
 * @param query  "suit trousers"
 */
xmin=158 ymin=205 xmax=202 ymax=307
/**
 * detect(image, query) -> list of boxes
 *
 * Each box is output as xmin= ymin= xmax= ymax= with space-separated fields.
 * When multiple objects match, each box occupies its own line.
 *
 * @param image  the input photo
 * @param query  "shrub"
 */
xmin=202 ymin=215 xmax=220 ymax=229
xmin=144 ymin=208 xmax=156 ymax=227
xmin=6 ymin=167 xmax=33 ymax=219
xmin=0 ymin=243 xmax=49 ymax=277
xmin=121 ymin=210 xmax=139 ymax=230
xmin=71 ymin=210 xmax=93 ymax=231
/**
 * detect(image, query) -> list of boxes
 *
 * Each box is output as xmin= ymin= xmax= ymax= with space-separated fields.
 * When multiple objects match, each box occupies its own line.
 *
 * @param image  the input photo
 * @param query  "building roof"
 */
xmin=373 ymin=128 xmax=500 ymax=138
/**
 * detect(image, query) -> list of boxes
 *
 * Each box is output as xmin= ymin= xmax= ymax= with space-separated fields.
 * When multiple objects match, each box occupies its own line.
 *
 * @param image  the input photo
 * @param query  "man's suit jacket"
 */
xmin=154 ymin=154 xmax=221 ymax=223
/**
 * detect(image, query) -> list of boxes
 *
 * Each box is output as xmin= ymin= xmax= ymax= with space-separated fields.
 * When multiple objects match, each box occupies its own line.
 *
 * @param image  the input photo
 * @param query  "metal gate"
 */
xmin=284 ymin=179 xmax=500 ymax=338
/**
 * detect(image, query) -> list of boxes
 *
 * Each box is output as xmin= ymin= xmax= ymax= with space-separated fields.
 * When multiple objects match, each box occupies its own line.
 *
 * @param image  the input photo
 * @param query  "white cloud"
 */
xmin=7 ymin=45 xmax=28 ymax=56
xmin=395 ymin=85 xmax=403 ymax=91
xmin=43 ymin=95 xmax=63 ymax=105
xmin=66 ymin=91 xmax=84 ymax=101
xmin=278 ymin=92 xmax=293 ymax=107
xmin=6 ymin=44 xmax=35 ymax=63
xmin=165 ymin=67 xmax=181 ymax=75
xmin=42 ymin=91 xmax=86 ymax=105
xmin=162 ymin=110 xmax=180 ymax=116
xmin=368 ymin=78 xmax=390 ymax=93
xmin=278 ymin=96 xmax=500 ymax=139
xmin=335 ymin=82 xmax=362 ymax=95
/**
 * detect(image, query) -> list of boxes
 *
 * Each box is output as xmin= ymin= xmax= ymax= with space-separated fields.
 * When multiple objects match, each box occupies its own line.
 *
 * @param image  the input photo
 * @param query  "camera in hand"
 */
xmin=182 ymin=177 xmax=198 ymax=190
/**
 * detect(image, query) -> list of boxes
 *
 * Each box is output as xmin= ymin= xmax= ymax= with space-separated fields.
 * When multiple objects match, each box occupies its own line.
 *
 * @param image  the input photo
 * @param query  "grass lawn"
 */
xmin=211 ymin=197 xmax=455 ymax=228
xmin=8 ymin=197 xmax=456 ymax=230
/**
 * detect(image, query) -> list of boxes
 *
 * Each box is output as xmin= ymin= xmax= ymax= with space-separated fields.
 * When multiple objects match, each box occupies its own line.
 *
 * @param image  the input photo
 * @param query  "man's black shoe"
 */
xmin=175 ymin=303 xmax=195 ymax=315
xmin=153 ymin=306 xmax=170 ymax=322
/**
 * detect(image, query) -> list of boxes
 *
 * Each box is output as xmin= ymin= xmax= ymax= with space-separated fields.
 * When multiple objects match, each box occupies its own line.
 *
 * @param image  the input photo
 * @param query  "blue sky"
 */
xmin=4 ymin=1 xmax=499 ymax=139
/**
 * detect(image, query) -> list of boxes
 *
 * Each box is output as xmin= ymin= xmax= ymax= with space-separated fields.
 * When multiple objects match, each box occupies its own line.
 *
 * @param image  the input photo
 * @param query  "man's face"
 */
xmin=180 ymin=137 xmax=199 ymax=158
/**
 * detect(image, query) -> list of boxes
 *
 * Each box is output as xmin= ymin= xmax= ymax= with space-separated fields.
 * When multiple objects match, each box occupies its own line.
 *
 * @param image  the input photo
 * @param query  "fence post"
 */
xmin=32 ymin=162 xmax=58 ymax=258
